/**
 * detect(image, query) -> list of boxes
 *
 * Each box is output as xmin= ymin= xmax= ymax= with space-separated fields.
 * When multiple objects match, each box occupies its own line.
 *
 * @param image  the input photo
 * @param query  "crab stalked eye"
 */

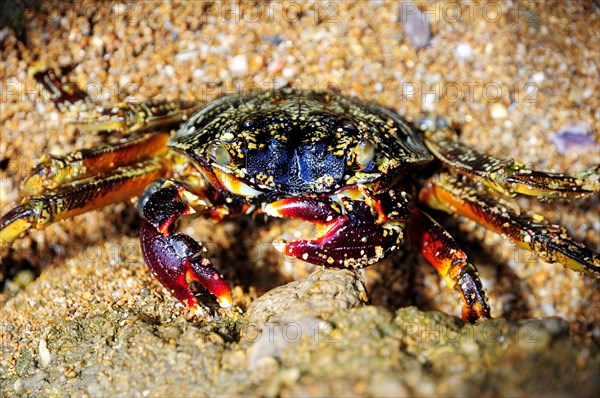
xmin=208 ymin=141 xmax=231 ymax=165
xmin=356 ymin=139 xmax=376 ymax=168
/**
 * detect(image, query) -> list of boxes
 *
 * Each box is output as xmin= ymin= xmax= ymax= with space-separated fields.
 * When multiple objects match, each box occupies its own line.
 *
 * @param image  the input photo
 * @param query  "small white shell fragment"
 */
xmin=39 ymin=338 xmax=51 ymax=367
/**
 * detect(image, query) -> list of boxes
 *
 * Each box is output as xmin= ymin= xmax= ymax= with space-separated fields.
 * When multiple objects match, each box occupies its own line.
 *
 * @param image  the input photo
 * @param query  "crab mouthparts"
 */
xmin=213 ymin=168 xmax=263 ymax=197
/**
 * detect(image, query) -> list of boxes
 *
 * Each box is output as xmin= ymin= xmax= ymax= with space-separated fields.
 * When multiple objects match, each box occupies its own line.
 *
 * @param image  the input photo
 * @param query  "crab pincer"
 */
xmin=140 ymin=185 xmax=232 ymax=310
xmin=265 ymin=195 xmax=405 ymax=268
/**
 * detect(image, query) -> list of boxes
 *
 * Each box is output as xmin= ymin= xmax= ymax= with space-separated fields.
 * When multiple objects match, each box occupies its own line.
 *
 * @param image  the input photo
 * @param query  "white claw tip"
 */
xmin=217 ymin=295 xmax=233 ymax=309
xmin=272 ymin=239 xmax=287 ymax=253
xmin=262 ymin=203 xmax=283 ymax=218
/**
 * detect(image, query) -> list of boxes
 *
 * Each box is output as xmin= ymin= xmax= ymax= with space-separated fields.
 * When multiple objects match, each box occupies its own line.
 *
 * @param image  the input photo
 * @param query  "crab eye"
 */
xmin=356 ymin=139 xmax=376 ymax=168
xmin=207 ymin=142 xmax=231 ymax=165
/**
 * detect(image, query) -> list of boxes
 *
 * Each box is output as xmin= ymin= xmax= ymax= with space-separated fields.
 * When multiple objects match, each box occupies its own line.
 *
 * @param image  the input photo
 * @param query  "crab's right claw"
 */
xmin=140 ymin=221 xmax=232 ymax=309
xmin=140 ymin=186 xmax=232 ymax=310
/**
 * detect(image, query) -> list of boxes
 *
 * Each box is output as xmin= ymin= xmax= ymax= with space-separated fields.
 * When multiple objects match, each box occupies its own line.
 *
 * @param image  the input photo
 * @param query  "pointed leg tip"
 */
xmin=0 ymin=205 xmax=35 ymax=245
xmin=461 ymin=306 xmax=490 ymax=324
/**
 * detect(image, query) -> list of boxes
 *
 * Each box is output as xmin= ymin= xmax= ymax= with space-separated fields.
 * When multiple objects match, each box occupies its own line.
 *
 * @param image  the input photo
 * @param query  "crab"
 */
xmin=1 ymin=68 xmax=599 ymax=323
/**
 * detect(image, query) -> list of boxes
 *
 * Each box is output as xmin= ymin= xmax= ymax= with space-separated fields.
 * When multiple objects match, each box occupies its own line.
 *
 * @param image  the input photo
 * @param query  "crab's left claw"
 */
xmin=140 ymin=185 xmax=232 ymax=310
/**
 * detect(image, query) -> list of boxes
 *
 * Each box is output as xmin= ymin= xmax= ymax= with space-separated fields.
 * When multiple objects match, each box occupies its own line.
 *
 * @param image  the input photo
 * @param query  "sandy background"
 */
xmin=1 ymin=1 xmax=599 ymax=396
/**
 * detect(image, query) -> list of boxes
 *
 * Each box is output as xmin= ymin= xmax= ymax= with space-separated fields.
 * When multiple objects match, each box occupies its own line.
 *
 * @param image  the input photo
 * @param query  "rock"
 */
xmin=490 ymin=103 xmax=508 ymax=119
xmin=228 ymin=54 xmax=249 ymax=76
xmin=549 ymin=122 xmax=596 ymax=154
xmin=245 ymin=268 xmax=369 ymax=326
xmin=455 ymin=42 xmax=473 ymax=60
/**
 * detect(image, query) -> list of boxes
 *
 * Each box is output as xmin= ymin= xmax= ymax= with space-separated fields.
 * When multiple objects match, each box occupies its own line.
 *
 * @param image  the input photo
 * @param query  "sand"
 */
xmin=1 ymin=1 xmax=599 ymax=396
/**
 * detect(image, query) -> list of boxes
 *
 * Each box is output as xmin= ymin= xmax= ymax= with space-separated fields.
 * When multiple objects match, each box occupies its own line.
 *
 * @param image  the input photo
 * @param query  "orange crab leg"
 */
xmin=426 ymin=137 xmax=599 ymax=199
xmin=420 ymin=174 xmax=600 ymax=277
xmin=406 ymin=208 xmax=491 ymax=323
xmin=0 ymin=160 xmax=168 ymax=245
xmin=22 ymin=132 xmax=170 ymax=196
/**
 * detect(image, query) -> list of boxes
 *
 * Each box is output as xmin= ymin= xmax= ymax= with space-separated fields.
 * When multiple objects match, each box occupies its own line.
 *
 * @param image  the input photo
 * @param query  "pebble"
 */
xmin=192 ymin=68 xmax=205 ymax=79
xmin=175 ymin=50 xmax=200 ymax=62
xmin=267 ymin=58 xmax=286 ymax=74
xmin=531 ymin=71 xmax=545 ymax=83
xmin=91 ymin=37 xmax=104 ymax=47
xmin=229 ymin=54 xmax=249 ymax=76
xmin=281 ymin=67 xmax=296 ymax=79
xmin=164 ymin=65 xmax=175 ymax=77
xmin=548 ymin=122 xmax=596 ymax=154
xmin=38 ymin=338 xmax=51 ymax=368
xmin=454 ymin=42 xmax=473 ymax=60
xmin=13 ymin=269 xmax=36 ymax=288
xmin=399 ymin=2 xmax=431 ymax=48
xmin=261 ymin=35 xmax=283 ymax=45
xmin=490 ymin=103 xmax=508 ymax=119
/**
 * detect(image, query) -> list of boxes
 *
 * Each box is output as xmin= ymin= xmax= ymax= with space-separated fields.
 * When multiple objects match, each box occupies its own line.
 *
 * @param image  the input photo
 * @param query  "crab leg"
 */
xmin=406 ymin=208 xmax=491 ymax=323
xmin=63 ymin=99 xmax=202 ymax=134
xmin=426 ymin=137 xmax=599 ymax=199
xmin=31 ymin=66 xmax=201 ymax=133
xmin=264 ymin=191 xmax=407 ymax=269
xmin=22 ymin=132 xmax=170 ymax=196
xmin=265 ymin=192 xmax=490 ymax=322
xmin=30 ymin=66 xmax=88 ymax=110
xmin=420 ymin=174 xmax=600 ymax=277
xmin=0 ymin=160 xmax=167 ymax=245
xmin=139 ymin=180 xmax=232 ymax=310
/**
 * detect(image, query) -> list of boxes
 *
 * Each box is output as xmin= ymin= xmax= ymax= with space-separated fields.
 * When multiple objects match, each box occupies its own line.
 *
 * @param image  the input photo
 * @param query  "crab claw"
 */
xmin=265 ymin=196 xmax=404 ymax=268
xmin=140 ymin=185 xmax=232 ymax=310
xmin=140 ymin=222 xmax=232 ymax=309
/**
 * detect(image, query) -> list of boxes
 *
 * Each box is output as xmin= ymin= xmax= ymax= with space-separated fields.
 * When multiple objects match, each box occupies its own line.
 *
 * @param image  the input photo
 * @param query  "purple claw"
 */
xmin=140 ymin=221 xmax=232 ymax=309
xmin=140 ymin=185 xmax=232 ymax=309
xmin=266 ymin=196 xmax=403 ymax=268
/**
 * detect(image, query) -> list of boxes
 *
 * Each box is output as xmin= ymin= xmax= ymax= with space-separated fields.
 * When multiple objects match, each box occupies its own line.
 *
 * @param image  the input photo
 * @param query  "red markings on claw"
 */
xmin=264 ymin=196 xmax=340 ymax=225
xmin=268 ymin=196 xmax=404 ymax=268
